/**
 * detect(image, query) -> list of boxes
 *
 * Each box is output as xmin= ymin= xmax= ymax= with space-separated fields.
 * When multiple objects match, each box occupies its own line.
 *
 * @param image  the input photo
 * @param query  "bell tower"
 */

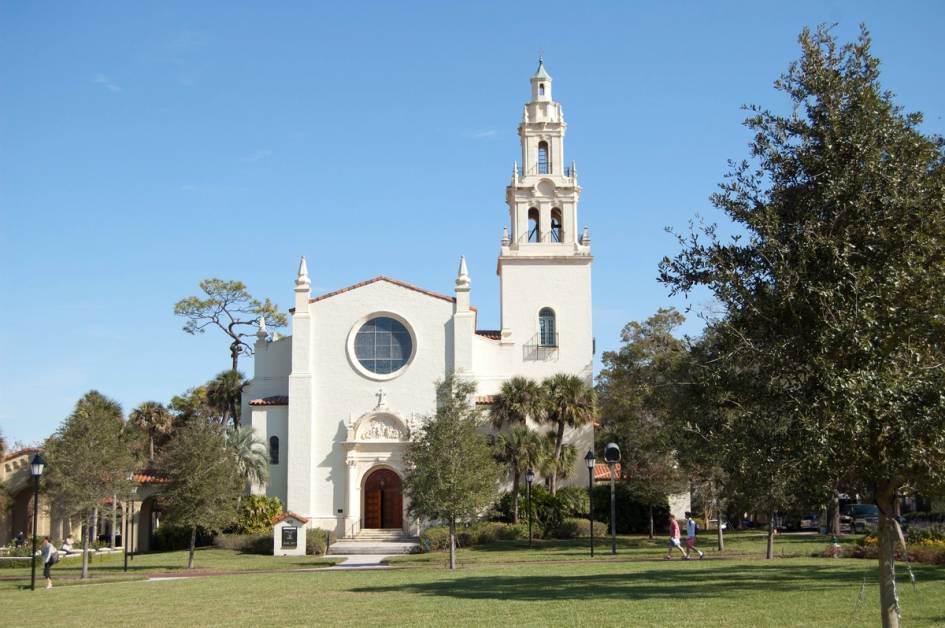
xmin=497 ymin=59 xmax=592 ymax=377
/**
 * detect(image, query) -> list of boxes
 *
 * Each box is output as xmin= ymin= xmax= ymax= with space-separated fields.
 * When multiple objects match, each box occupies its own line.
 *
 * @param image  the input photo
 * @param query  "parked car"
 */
xmin=799 ymin=513 xmax=820 ymax=530
xmin=851 ymin=504 xmax=880 ymax=533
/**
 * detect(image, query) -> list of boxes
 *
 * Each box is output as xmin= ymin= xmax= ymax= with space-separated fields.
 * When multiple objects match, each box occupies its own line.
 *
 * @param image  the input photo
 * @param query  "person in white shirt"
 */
xmin=685 ymin=512 xmax=705 ymax=559
xmin=40 ymin=537 xmax=58 ymax=589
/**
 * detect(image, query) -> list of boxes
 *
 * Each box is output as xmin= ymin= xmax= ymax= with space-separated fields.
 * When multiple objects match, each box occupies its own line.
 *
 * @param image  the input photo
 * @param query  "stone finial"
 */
xmin=501 ymin=227 xmax=511 ymax=246
xmin=456 ymin=255 xmax=470 ymax=288
xmin=295 ymin=256 xmax=310 ymax=290
xmin=256 ymin=316 xmax=268 ymax=340
xmin=581 ymin=225 xmax=591 ymax=245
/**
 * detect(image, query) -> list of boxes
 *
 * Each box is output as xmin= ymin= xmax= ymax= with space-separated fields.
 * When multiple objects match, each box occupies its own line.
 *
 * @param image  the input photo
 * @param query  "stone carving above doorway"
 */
xmin=357 ymin=414 xmax=407 ymax=441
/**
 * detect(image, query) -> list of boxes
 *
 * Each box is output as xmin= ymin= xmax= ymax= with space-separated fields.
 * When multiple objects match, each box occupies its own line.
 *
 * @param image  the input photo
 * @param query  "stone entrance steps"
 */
xmin=327 ymin=529 xmax=420 ymax=555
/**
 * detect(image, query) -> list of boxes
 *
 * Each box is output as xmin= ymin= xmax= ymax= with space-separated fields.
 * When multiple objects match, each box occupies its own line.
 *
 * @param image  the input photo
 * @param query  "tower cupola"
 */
xmin=530 ymin=56 xmax=552 ymax=102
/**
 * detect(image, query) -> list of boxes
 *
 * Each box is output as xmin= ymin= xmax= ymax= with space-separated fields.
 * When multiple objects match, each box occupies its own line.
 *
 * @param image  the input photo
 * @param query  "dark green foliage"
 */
xmin=596 ymin=308 xmax=689 ymax=507
xmin=174 ymin=278 xmax=288 ymax=371
xmin=213 ymin=534 xmax=273 ymax=554
xmin=591 ymin=483 xmax=670 ymax=534
xmin=160 ymin=420 xmax=244 ymax=568
xmin=151 ymin=525 xmax=215 ymax=552
xmin=403 ymin=376 xmax=501 ymax=568
xmin=659 ymin=25 xmax=945 ymax=624
xmin=305 ymin=529 xmax=338 ymax=556
xmin=551 ymin=518 xmax=609 ymax=539
xmin=419 ymin=522 xmax=527 ymax=552
xmin=234 ymin=496 xmax=283 ymax=534
xmin=43 ymin=391 xmax=138 ymax=579
xmin=495 ymin=485 xmax=589 ymax=537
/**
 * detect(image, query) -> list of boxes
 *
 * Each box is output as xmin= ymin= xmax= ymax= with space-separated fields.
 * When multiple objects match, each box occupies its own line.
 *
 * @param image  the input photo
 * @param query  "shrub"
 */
xmin=496 ymin=485 xmax=582 ymax=536
xmin=906 ymin=526 xmax=945 ymax=545
xmin=306 ymin=528 xmax=337 ymax=556
xmin=418 ymin=522 xmax=528 ymax=553
xmin=234 ymin=496 xmax=283 ymax=534
xmin=590 ymin=483 xmax=669 ymax=534
xmin=555 ymin=486 xmax=591 ymax=518
xmin=151 ymin=524 xmax=215 ymax=552
xmin=549 ymin=517 xmax=608 ymax=539
xmin=902 ymin=511 xmax=945 ymax=525
xmin=213 ymin=534 xmax=272 ymax=554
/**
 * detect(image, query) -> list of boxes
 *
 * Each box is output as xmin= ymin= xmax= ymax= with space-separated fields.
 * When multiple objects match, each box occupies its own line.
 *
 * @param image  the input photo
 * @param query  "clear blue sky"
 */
xmin=2 ymin=2 xmax=943 ymax=446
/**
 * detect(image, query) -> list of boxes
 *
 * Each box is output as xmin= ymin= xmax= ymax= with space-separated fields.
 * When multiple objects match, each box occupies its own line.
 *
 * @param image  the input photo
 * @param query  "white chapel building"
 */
xmin=242 ymin=60 xmax=594 ymax=538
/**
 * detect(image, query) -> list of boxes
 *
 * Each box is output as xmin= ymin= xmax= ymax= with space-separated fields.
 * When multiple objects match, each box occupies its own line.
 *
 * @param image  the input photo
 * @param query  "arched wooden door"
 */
xmin=362 ymin=468 xmax=403 ymax=529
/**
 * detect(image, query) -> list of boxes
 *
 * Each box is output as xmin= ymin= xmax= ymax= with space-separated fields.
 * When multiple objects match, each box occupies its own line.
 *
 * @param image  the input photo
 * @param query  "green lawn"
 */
xmin=0 ymin=534 xmax=942 ymax=627
xmin=0 ymin=547 xmax=334 ymax=589
xmin=389 ymin=530 xmax=857 ymax=566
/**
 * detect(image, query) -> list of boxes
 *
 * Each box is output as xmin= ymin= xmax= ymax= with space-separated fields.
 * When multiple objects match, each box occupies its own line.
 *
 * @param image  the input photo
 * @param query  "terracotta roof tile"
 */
xmin=250 ymin=396 xmax=289 ymax=406
xmin=3 ymin=447 xmax=42 ymax=462
xmin=475 ymin=395 xmax=496 ymax=405
xmin=133 ymin=472 xmax=168 ymax=484
xmin=271 ymin=511 xmax=310 ymax=525
xmin=288 ymin=276 xmax=477 ymax=314
xmin=475 ymin=330 xmax=502 ymax=340
xmin=593 ymin=463 xmax=621 ymax=482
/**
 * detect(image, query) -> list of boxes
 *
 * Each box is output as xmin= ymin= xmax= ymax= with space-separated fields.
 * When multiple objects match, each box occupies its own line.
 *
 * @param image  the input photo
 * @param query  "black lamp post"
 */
xmin=604 ymin=442 xmax=621 ymax=556
xmin=525 ymin=468 xmax=535 ymax=548
xmin=584 ymin=450 xmax=595 ymax=557
xmin=29 ymin=453 xmax=45 ymax=591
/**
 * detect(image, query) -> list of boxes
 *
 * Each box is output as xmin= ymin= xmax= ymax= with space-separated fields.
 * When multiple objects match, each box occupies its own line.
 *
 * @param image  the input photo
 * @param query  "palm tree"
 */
xmin=489 ymin=377 xmax=545 ymax=429
xmin=538 ymin=431 xmax=577 ymax=491
xmin=207 ymin=370 xmax=249 ymax=428
xmin=129 ymin=401 xmax=174 ymax=461
xmin=541 ymin=374 xmax=596 ymax=494
xmin=226 ymin=426 xmax=269 ymax=488
xmin=493 ymin=426 xmax=545 ymax=523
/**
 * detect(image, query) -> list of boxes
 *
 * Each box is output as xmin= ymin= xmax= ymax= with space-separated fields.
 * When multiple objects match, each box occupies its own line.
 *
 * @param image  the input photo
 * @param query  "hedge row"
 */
xmin=212 ymin=530 xmax=337 ymax=556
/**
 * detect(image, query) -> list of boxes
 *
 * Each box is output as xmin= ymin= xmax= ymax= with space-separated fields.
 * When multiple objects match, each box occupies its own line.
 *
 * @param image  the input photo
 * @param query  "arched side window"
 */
xmin=539 ymin=308 xmax=556 ymax=347
xmin=551 ymin=208 xmax=563 ymax=243
xmin=269 ymin=436 xmax=279 ymax=465
xmin=539 ymin=83 xmax=545 ymax=96
xmin=528 ymin=208 xmax=540 ymax=243
xmin=537 ymin=141 xmax=549 ymax=174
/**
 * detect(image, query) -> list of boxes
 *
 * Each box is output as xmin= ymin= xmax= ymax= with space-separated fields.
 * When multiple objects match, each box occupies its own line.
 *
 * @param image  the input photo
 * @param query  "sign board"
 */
xmin=281 ymin=526 xmax=298 ymax=549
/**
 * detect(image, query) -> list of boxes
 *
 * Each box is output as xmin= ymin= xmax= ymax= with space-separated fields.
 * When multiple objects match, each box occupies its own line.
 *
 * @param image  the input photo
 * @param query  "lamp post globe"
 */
xmin=584 ymin=450 xmax=595 ymax=557
xmin=525 ymin=469 xmax=535 ymax=548
xmin=29 ymin=454 xmax=45 ymax=591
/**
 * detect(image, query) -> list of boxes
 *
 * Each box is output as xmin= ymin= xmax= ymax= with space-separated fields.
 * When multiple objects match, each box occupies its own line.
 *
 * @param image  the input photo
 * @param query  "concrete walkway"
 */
xmin=322 ymin=554 xmax=390 ymax=570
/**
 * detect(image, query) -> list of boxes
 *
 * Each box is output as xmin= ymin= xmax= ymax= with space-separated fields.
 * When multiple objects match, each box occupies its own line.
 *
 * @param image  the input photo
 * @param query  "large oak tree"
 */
xmin=660 ymin=25 xmax=945 ymax=628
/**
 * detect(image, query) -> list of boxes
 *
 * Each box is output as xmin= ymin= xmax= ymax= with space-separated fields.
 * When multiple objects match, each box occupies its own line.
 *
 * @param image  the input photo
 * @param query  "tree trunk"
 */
xmin=448 ymin=519 xmax=457 ymax=571
xmin=187 ymin=526 xmax=197 ymax=569
xmin=648 ymin=505 xmax=654 ymax=540
xmin=92 ymin=507 xmax=99 ymax=542
xmin=765 ymin=510 xmax=776 ymax=559
xmin=550 ymin=422 xmax=565 ymax=495
xmin=716 ymin=504 xmax=724 ymax=552
xmin=830 ymin=491 xmax=841 ymax=535
xmin=230 ymin=340 xmax=240 ymax=372
xmin=511 ymin=463 xmax=520 ymax=524
xmin=111 ymin=495 xmax=117 ymax=549
xmin=877 ymin=486 xmax=900 ymax=628
xmin=80 ymin=517 xmax=90 ymax=579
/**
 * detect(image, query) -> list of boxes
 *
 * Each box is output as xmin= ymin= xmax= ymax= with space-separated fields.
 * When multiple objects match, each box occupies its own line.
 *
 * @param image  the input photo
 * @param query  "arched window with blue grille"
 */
xmin=539 ymin=308 xmax=556 ymax=347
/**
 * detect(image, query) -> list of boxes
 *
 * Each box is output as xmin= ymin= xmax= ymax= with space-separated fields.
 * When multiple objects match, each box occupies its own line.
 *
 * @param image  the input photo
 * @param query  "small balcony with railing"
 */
xmin=523 ymin=331 xmax=559 ymax=361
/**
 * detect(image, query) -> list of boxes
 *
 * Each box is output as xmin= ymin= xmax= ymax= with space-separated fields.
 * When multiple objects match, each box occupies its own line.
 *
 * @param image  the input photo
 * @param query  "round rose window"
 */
xmin=353 ymin=316 xmax=413 ymax=375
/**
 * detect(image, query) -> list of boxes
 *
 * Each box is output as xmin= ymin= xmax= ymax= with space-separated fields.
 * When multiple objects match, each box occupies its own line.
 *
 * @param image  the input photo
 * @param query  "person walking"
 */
xmin=40 ymin=537 xmax=58 ymax=590
xmin=665 ymin=515 xmax=688 ymax=559
xmin=685 ymin=511 xmax=705 ymax=559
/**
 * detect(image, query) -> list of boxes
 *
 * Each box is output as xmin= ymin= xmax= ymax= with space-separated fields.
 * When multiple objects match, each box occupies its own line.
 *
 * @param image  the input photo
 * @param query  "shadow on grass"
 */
xmin=352 ymin=563 xmax=870 ymax=602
